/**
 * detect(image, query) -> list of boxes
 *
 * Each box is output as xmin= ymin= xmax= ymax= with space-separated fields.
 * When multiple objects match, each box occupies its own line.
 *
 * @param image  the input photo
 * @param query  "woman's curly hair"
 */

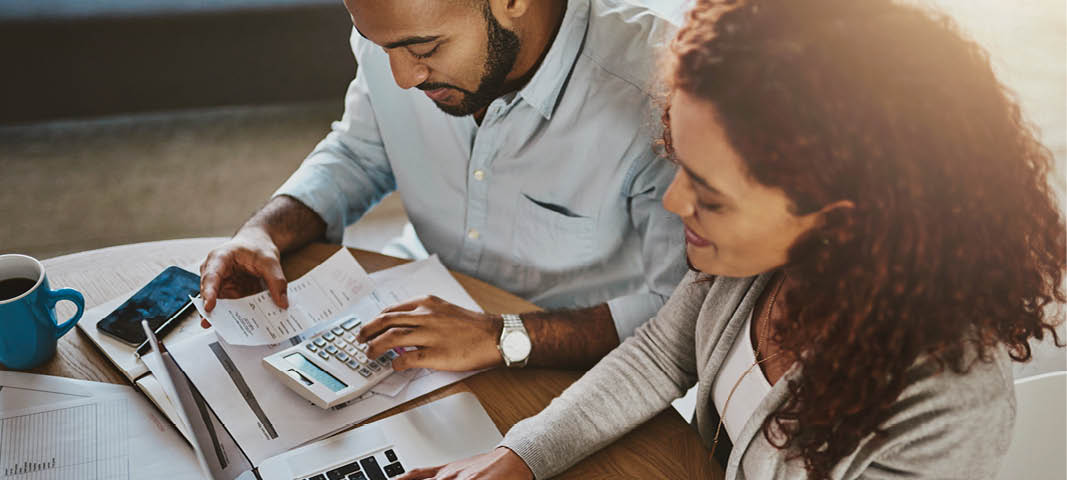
xmin=663 ymin=0 xmax=1066 ymax=477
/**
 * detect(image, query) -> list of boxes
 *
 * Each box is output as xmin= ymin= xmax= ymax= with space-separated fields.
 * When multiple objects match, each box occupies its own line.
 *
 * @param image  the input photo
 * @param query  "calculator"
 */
xmin=262 ymin=315 xmax=399 ymax=409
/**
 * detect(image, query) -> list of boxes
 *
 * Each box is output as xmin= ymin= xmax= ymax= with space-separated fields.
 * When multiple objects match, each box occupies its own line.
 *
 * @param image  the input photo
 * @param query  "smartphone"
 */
xmin=96 ymin=266 xmax=201 ymax=346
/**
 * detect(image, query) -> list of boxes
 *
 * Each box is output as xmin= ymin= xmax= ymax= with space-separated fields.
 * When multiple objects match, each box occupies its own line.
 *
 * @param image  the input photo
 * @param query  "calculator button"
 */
xmin=337 ymin=352 xmax=350 ymax=362
xmin=377 ymin=355 xmax=391 ymax=365
xmin=377 ymin=358 xmax=391 ymax=368
xmin=344 ymin=334 xmax=357 ymax=343
xmin=348 ymin=472 xmax=367 ymax=480
xmin=334 ymin=339 xmax=349 ymax=349
xmin=306 ymin=344 xmax=318 ymax=352
xmin=355 ymin=352 xmax=369 ymax=363
xmin=384 ymin=449 xmax=397 ymax=463
xmin=386 ymin=350 xmax=400 ymax=359
xmin=358 ymin=368 xmax=372 ymax=378
xmin=318 ymin=351 xmax=330 ymax=361
xmin=367 ymin=362 xmax=382 ymax=372
xmin=341 ymin=318 xmax=361 ymax=330
xmin=344 ymin=346 xmax=358 ymax=356
xmin=346 ymin=360 xmax=360 ymax=370
xmin=331 ymin=327 xmax=345 ymax=337
xmin=323 ymin=332 xmax=336 ymax=342
xmin=314 ymin=338 xmax=327 ymax=348
xmin=355 ymin=342 xmax=369 ymax=352
xmin=325 ymin=345 xmax=339 ymax=355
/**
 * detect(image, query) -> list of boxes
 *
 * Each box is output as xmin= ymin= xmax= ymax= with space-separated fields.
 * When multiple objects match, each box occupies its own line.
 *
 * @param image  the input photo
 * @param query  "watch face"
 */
xmin=501 ymin=331 xmax=532 ymax=360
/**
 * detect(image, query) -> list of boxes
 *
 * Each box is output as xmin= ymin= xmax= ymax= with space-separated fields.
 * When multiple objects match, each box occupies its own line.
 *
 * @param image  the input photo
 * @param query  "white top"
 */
xmin=711 ymin=309 xmax=773 ymax=442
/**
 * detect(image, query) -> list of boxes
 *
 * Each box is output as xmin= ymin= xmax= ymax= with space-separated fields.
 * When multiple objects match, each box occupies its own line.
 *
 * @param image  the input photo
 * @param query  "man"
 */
xmin=200 ymin=0 xmax=686 ymax=372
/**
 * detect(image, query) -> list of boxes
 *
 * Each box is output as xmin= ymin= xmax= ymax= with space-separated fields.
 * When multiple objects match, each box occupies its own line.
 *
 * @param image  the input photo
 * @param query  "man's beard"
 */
xmin=418 ymin=5 xmax=521 ymax=117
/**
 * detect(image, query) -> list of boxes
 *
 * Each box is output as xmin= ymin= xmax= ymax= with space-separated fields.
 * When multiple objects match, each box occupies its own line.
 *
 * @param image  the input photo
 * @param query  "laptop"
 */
xmin=142 ymin=321 xmax=503 ymax=480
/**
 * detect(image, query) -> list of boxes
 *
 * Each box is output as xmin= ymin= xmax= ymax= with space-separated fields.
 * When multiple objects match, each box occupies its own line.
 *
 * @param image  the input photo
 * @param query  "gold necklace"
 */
xmin=709 ymin=271 xmax=785 ymax=461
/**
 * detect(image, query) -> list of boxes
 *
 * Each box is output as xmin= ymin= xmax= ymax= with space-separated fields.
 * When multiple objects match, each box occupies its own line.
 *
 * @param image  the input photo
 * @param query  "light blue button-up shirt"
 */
xmin=275 ymin=0 xmax=687 ymax=340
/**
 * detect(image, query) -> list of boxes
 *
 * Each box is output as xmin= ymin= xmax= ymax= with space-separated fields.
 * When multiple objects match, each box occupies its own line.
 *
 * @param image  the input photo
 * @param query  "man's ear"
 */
xmin=488 ymin=0 xmax=530 ymax=29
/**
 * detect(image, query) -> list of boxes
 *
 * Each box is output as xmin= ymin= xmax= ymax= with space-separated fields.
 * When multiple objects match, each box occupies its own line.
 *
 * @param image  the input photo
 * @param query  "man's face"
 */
xmin=345 ymin=0 xmax=521 ymax=116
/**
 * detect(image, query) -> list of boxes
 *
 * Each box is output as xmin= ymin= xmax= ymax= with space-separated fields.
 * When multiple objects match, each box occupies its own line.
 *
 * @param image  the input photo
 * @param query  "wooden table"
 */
xmin=19 ymin=238 xmax=719 ymax=479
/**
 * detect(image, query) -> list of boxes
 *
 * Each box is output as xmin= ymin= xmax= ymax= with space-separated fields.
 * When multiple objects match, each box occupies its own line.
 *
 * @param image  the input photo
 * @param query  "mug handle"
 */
xmin=48 ymin=288 xmax=85 ymax=339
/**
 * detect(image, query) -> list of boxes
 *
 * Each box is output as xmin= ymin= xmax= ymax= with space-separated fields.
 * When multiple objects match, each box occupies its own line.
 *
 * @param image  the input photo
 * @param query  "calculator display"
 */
xmin=284 ymin=353 xmax=348 ymax=392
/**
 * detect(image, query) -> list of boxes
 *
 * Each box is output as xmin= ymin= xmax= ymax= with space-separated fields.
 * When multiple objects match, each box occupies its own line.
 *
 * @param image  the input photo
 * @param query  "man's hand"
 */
xmin=198 ymin=195 xmax=327 ymax=312
xmin=356 ymin=295 xmax=504 ymax=371
xmin=199 ymin=228 xmax=289 ymax=312
xmin=397 ymin=447 xmax=533 ymax=480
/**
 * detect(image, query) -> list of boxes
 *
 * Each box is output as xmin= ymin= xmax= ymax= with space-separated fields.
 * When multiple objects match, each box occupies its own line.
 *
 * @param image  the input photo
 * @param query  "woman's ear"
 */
xmin=813 ymin=200 xmax=857 ymax=245
xmin=816 ymin=200 xmax=856 ymax=217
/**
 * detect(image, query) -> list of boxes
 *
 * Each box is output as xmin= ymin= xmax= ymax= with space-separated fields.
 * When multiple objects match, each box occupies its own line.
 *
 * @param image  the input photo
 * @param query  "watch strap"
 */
xmin=502 ymin=313 xmax=524 ymax=331
xmin=499 ymin=313 xmax=529 ymax=368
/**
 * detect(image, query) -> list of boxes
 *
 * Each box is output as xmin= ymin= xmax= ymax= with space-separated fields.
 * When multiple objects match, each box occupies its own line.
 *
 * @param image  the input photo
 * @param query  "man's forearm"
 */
xmin=522 ymin=304 xmax=620 ymax=369
xmin=239 ymin=195 xmax=328 ymax=253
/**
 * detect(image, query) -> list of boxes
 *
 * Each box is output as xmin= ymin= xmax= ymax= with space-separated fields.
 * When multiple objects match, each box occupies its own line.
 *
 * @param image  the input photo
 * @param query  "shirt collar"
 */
xmin=516 ymin=0 xmax=590 ymax=120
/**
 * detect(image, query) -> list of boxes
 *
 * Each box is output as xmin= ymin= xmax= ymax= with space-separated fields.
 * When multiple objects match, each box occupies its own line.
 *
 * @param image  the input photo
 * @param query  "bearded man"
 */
xmin=199 ymin=0 xmax=686 ymax=371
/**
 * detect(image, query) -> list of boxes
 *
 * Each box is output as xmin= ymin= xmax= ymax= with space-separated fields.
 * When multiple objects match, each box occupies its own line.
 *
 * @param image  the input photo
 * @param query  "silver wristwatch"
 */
xmin=498 ymin=313 xmax=531 ymax=368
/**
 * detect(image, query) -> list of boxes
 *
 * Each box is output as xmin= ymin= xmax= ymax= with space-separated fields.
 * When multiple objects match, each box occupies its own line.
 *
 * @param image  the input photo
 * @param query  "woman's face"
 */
xmin=662 ymin=90 xmax=824 ymax=278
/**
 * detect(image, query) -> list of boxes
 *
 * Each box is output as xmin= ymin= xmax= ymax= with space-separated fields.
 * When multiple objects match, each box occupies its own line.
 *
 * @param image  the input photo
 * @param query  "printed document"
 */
xmin=0 ymin=371 xmax=128 ymax=411
xmin=192 ymin=248 xmax=376 ymax=346
xmin=168 ymin=256 xmax=480 ymax=465
xmin=0 ymin=379 xmax=201 ymax=480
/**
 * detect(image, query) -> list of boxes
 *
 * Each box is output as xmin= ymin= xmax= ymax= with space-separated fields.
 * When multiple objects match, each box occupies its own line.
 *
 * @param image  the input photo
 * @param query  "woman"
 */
xmin=400 ymin=0 xmax=1066 ymax=478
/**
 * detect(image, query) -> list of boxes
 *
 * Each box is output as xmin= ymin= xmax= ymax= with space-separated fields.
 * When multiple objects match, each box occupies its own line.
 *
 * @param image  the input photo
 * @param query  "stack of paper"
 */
xmin=177 ymin=252 xmax=482 ymax=464
xmin=79 ymin=248 xmax=485 ymax=469
xmin=75 ymin=269 xmax=215 ymax=444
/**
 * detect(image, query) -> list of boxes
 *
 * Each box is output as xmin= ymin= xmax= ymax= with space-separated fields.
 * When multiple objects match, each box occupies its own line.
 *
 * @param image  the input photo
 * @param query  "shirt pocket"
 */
xmin=512 ymin=193 xmax=596 ymax=278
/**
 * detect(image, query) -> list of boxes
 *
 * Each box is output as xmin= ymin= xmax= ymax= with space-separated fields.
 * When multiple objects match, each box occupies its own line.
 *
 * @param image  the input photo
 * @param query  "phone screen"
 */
xmin=96 ymin=266 xmax=201 ymax=345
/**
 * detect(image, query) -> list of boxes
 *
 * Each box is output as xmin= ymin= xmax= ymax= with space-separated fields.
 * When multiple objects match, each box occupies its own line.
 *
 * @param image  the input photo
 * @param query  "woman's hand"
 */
xmin=397 ymin=447 xmax=534 ymax=480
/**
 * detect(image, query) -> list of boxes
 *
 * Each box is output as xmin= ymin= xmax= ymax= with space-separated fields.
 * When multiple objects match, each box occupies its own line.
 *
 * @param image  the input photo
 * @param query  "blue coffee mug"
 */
xmin=0 ymin=254 xmax=84 ymax=370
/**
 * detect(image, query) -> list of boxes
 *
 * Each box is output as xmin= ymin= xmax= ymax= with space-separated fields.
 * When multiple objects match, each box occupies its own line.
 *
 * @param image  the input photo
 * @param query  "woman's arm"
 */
xmin=498 ymin=270 xmax=711 ymax=478
xmin=399 ymin=270 xmax=713 ymax=480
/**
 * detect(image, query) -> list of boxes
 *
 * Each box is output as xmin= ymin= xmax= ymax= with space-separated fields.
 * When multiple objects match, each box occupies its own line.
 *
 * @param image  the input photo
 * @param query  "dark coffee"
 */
xmin=0 ymin=277 xmax=36 ymax=301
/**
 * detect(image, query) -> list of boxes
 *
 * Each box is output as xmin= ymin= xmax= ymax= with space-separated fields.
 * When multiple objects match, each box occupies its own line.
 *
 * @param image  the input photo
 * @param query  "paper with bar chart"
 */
xmin=1 ymin=399 xmax=128 ymax=479
xmin=0 ymin=393 xmax=201 ymax=480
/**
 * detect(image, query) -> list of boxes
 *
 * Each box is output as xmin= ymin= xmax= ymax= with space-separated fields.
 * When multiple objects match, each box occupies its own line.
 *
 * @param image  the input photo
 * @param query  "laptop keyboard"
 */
xmin=303 ymin=448 xmax=405 ymax=480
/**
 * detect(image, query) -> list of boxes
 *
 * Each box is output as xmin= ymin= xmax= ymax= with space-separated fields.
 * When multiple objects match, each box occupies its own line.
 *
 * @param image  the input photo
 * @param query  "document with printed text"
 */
xmin=0 ymin=381 xmax=202 ymax=480
xmin=192 ymin=249 xmax=376 ymax=346
xmin=169 ymin=256 xmax=481 ymax=465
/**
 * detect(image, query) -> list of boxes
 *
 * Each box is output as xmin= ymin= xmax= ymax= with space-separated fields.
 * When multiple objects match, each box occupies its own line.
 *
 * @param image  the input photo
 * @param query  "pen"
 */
xmin=133 ymin=298 xmax=195 ymax=358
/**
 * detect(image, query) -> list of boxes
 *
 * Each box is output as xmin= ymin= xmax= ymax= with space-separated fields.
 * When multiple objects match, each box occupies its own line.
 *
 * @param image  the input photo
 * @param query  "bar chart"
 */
xmin=0 ymin=399 xmax=129 ymax=480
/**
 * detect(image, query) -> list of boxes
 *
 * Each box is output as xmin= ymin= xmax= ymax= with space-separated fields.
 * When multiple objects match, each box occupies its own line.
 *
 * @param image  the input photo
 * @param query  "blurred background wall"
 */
xmin=0 ymin=0 xmax=408 ymax=259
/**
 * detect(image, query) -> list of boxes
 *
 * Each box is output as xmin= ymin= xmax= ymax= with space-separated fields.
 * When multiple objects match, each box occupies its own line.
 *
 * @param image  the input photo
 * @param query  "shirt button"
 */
xmin=473 ymin=170 xmax=485 ymax=181
xmin=467 ymin=229 xmax=480 ymax=240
